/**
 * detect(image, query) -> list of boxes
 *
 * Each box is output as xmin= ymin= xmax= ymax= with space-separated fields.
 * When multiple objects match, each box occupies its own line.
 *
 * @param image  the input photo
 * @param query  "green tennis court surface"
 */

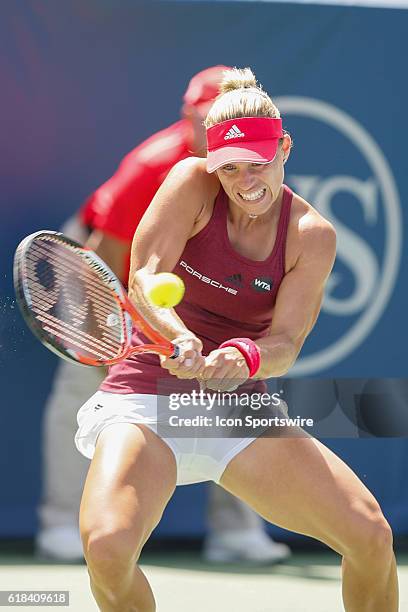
xmin=1 ymin=549 xmax=408 ymax=611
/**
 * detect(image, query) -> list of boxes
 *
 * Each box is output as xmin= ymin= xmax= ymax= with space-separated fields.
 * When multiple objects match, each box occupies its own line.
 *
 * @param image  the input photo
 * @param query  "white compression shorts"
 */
xmin=75 ymin=390 xmax=264 ymax=486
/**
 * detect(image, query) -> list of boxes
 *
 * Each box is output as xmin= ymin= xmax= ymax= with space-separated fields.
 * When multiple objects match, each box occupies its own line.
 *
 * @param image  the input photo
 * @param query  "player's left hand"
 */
xmin=160 ymin=335 xmax=205 ymax=379
xmin=200 ymin=347 xmax=250 ymax=392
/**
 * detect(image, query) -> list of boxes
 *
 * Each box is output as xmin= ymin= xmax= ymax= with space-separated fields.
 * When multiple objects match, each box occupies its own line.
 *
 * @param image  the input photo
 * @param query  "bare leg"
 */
xmin=220 ymin=429 xmax=398 ymax=612
xmin=80 ymin=423 xmax=177 ymax=612
xmin=207 ymin=482 xmax=264 ymax=533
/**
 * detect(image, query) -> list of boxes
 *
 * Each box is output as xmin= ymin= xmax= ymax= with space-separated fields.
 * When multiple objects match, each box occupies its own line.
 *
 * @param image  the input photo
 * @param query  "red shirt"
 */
xmin=100 ymin=185 xmax=293 ymax=396
xmin=80 ymin=119 xmax=193 ymax=243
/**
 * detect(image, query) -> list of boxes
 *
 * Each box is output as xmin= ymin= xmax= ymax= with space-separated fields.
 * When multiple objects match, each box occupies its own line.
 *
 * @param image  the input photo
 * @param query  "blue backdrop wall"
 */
xmin=1 ymin=1 xmax=407 ymax=539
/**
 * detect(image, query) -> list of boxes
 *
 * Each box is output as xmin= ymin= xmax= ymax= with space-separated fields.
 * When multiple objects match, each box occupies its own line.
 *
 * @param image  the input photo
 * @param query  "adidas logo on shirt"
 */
xmin=225 ymin=273 xmax=244 ymax=287
xmin=224 ymin=125 xmax=245 ymax=140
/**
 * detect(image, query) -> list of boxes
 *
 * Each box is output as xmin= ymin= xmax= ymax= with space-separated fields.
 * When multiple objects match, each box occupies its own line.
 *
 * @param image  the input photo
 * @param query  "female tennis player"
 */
xmin=76 ymin=68 xmax=398 ymax=611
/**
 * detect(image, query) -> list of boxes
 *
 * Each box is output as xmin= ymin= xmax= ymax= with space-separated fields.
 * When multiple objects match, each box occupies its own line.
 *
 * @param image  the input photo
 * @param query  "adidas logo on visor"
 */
xmin=224 ymin=125 xmax=245 ymax=140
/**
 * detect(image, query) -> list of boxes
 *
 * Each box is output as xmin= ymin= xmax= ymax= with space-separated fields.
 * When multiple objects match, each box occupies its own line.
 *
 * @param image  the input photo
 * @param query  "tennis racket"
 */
xmin=13 ymin=230 xmax=179 ymax=366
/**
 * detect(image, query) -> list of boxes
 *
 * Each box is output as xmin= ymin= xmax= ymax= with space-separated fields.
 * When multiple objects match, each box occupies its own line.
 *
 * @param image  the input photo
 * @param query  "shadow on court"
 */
xmin=2 ymin=538 xmax=408 ymax=577
xmin=1 ymin=543 xmax=408 ymax=612
xmin=138 ymin=550 xmax=342 ymax=582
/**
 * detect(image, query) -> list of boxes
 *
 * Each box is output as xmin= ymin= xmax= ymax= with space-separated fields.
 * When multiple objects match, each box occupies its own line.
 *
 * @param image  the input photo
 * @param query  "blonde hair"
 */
xmin=204 ymin=67 xmax=280 ymax=128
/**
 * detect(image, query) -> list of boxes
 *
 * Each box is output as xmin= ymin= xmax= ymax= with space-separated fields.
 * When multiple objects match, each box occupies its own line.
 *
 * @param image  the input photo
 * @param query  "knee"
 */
xmin=343 ymin=505 xmax=394 ymax=561
xmin=82 ymin=528 xmax=155 ymax=612
xmin=362 ymin=515 xmax=393 ymax=557
xmin=82 ymin=527 xmax=141 ymax=578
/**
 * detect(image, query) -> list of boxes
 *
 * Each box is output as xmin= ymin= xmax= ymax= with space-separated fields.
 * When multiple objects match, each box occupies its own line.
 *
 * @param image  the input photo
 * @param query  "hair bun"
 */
xmin=204 ymin=66 xmax=280 ymax=128
xmin=220 ymin=67 xmax=258 ymax=94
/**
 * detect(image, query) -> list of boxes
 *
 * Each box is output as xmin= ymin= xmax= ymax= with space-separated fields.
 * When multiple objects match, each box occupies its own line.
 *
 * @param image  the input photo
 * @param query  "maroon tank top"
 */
xmin=101 ymin=185 xmax=293 ymax=395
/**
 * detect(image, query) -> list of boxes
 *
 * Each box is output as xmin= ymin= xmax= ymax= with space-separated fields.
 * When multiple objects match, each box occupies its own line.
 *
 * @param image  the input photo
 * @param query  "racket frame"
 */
xmin=13 ymin=230 xmax=179 ymax=366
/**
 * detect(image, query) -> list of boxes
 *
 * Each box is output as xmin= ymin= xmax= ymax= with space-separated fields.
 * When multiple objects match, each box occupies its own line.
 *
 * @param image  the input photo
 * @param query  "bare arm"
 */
xmin=255 ymin=219 xmax=336 ymax=378
xmin=124 ymin=157 xmax=219 ymax=378
xmin=200 ymin=213 xmax=336 ymax=390
xmin=127 ymin=157 xmax=218 ymax=342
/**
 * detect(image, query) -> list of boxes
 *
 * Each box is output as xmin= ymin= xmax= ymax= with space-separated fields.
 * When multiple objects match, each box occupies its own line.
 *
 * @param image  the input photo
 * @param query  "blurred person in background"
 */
xmin=36 ymin=65 xmax=291 ymax=565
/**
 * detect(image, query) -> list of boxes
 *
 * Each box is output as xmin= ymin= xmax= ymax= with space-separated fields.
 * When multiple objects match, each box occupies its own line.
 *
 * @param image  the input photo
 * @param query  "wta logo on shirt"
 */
xmin=252 ymin=277 xmax=273 ymax=292
xmin=179 ymin=261 xmax=238 ymax=295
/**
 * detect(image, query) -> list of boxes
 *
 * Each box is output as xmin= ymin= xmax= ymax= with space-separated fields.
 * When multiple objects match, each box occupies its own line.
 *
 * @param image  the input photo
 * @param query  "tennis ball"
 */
xmin=145 ymin=273 xmax=185 ymax=308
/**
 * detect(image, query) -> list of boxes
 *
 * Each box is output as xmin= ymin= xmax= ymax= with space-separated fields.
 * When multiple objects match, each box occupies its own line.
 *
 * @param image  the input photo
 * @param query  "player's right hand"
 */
xmin=160 ymin=335 xmax=205 ymax=379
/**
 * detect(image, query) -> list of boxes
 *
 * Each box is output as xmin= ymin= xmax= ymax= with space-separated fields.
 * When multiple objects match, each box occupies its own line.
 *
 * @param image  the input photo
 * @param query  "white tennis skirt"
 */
xmin=75 ymin=390 xmax=263 ymax=486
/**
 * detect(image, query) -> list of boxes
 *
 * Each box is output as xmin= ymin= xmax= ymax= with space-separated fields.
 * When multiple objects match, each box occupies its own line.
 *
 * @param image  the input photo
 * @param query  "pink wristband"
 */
xmin=218 ymin=337 xmax=261 ymax=378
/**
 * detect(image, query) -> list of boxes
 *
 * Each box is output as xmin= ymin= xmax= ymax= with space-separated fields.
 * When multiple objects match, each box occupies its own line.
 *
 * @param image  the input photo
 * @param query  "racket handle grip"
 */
xmin=170 ymin=345 xmax=180 ymax=359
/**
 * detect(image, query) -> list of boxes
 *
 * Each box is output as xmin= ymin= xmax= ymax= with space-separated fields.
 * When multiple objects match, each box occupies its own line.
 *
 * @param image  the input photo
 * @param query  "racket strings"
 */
xmin=27 ymin=276 xmax=118 ymax=331
xmin=26 ymin=291 xmax=122 ymax=358
xmin=26 ymin=289 xmax=123 ymax=358
xmin=39 ymin=323 xmax=118 ymax=360
xmin=28 ymin=295 xmax=123 ymax=357
xmin=34 ymin=306 xmax=120 ymax=357
xmin=23 ymin=239 xmax=127 ymax=360
xmin=25 ymin=242 xmax=116 ymax=318
xmin=28 ymin=240 xmax=116 ymax=308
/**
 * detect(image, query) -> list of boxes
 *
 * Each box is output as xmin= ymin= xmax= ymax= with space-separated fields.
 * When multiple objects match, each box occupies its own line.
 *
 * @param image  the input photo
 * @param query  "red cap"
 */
xmin=206 ymin=117 xmax=283 ymax=173
xmin=183 ymin=65 xmax=231 ymax=107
